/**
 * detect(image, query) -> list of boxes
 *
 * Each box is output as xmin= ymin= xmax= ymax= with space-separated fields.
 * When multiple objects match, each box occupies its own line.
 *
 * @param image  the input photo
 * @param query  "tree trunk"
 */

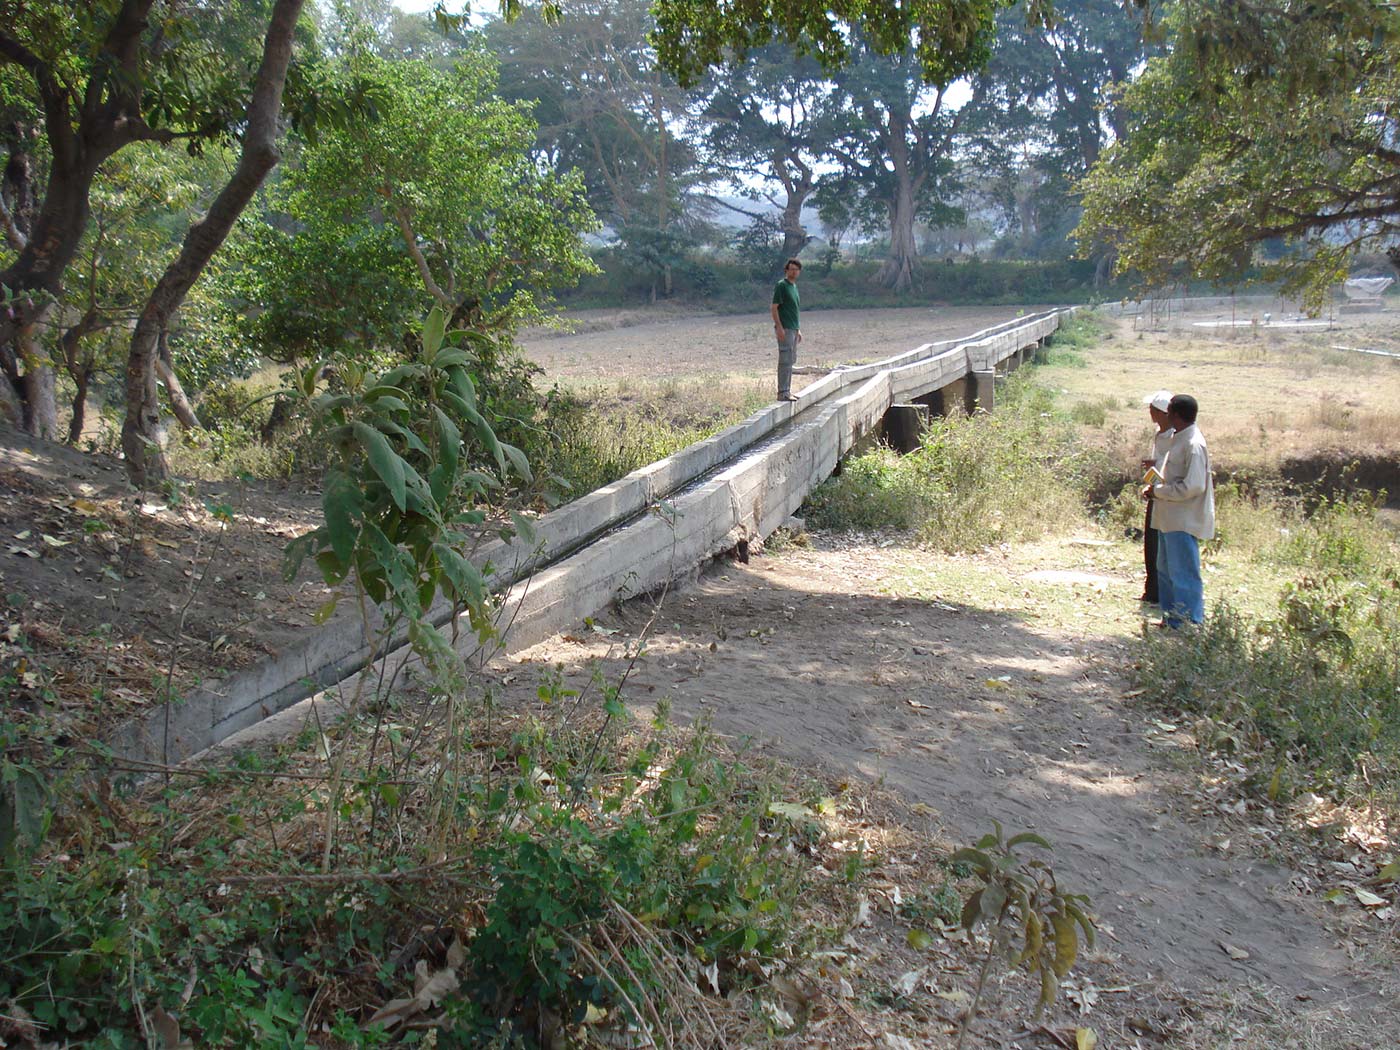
xmin=156 ymin=328 xmax=201 ymax=430
xmin=68 ymin=364 xmax=93 ymax=445
xmin=16 ymin=318 xmax=58 ymax=440
xmin=1094 ymin=251 xmax=1115 ymax=289
xmin=779 ymin=187 xmax=814 ymax=260
xmin=876 ymin=181 xmax=920 ymax=292
xmin=874 ymin=116 xmax=920 ymax=293
xmin=121 ymin=0 xmax=305 ymax=485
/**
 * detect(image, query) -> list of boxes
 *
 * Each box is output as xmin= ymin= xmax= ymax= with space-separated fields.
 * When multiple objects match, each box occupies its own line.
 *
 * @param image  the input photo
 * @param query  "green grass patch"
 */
xmin=1136 ymin=494 xmax=1400 ymax=809
xmin=802 ymin=376 xmax=1113 ymax=552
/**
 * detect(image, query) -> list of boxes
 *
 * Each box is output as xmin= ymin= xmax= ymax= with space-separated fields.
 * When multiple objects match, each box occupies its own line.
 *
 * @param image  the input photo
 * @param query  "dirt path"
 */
xmin=502 ymin=534 xmax=1394 ymax=1039
xmin=519 ymin=305 xmax=1051 ymax=382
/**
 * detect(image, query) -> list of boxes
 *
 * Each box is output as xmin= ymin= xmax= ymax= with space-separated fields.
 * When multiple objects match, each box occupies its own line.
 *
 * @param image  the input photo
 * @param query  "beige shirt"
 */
xmin=1149 ymin=427 xmax=1174 ymax=466
xmin=1151 ymin=423 xmax=1215 ymax=539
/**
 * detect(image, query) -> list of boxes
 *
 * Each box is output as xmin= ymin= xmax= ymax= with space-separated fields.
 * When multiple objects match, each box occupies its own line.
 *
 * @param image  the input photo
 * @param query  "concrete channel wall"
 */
xmin=108 ymin=309 xmax=1072 ymax=766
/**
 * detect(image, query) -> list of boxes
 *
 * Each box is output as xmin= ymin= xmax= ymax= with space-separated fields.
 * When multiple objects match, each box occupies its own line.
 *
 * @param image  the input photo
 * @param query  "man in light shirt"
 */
xmin=1144 ymin=394 xmax=1215 ymax=627
xmin=1139 ymin=389 xmax=1175 ymax=605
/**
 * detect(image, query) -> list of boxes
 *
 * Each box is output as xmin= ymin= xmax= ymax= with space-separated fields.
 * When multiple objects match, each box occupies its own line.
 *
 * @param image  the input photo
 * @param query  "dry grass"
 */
xmin=1042 ymin=314 xmax=1400 ymax=471
xmin=556 ymin=373 xmax=773 ymax=429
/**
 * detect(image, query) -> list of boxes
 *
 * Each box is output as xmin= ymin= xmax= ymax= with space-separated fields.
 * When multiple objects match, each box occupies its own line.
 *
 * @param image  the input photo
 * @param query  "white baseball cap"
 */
xmin=1143 ymin=390 xmax=1173 ymax=412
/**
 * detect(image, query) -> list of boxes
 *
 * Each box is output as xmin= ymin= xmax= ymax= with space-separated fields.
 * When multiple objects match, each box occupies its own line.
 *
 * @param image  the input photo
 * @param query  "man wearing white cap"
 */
xmin=1146 ymin=394 xmax=1215 ymax=627
xmin=1139 ymin=390 xmax=1174 ymax=604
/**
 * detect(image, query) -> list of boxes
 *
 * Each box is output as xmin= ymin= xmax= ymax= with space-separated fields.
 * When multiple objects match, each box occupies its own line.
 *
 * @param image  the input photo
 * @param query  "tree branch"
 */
xmin=0 ymin=191 xmax=26 ymax=251
xmin=391 ymin=201 xmax=454 ymax=308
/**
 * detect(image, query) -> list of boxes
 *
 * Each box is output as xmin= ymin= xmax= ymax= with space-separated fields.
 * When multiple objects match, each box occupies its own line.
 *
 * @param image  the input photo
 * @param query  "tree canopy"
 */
xmin=1076 ymin=0 xmax=1400 ymax=303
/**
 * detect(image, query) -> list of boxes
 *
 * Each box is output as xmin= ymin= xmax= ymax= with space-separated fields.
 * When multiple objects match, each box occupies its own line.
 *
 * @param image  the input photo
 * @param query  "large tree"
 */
xmin=962 ymin=0 xmax=1148 ymax=261
xmin=822 ymin=41 xmax=981 ymax=291
xmin=0 ymin=0 xmax=299 ymax=440
xmin=252 ymin=51 xmax=596 ymax=343
xmin=1076 ymin=0 xmax=1400 ymax=303
xmin=698 ymin=46 xmax=831 ymax=262
xmin=487 ymin=0 xmax=700 ymax=234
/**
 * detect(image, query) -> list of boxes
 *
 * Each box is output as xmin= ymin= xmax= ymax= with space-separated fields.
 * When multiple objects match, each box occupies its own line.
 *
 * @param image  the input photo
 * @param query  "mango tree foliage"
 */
xmin=1076 ymin=0 xmax=1400 ymax=304
xmin=649 ymin=0 xmax=1052 ymax=88
xmin=276 ymin=51 xmax=597 ymax=339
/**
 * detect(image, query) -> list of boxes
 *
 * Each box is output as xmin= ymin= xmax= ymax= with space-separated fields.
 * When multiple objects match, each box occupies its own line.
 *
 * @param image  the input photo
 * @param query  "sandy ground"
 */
xmin=519 ymin=306 xmax=1052 ymax=383
xmin=507 ymin=300 xmax=1400 ymax=1040
xmin=496 ymin=533 xmax=1396 ymax=1042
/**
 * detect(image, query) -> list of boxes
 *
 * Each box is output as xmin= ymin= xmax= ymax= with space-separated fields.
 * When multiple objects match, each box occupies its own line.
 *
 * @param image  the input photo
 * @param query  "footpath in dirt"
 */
xmin=493 ymin=532 xmax=1397 ymax=1044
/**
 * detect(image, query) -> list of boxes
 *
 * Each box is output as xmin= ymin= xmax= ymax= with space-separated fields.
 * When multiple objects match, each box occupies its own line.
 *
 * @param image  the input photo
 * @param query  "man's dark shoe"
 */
xmin=779 ymin=394 xmax=797 ymax=401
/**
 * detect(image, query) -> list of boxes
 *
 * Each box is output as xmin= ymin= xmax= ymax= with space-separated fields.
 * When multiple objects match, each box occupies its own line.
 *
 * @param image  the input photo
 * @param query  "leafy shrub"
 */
xmin=803 ymin=377 xmax=1105 ymax=552
xmin=1137 ymin=496 xmax=1400 ymax=805
xmin=952 ymin=823 xmax=1095 ymax=1044
xmin=1068 ymin=400 xmax=1107 ymax=426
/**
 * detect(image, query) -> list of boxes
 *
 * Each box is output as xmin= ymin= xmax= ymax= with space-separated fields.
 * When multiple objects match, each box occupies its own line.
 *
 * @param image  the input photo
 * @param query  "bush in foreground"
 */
xmin=1137 ymin=495 xmax=1400 ymax=808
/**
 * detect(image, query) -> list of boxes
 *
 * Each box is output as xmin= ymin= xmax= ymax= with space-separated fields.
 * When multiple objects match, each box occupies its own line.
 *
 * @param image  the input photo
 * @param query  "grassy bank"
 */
xmin=1137 ymin=492 xmax=1400 ymax=810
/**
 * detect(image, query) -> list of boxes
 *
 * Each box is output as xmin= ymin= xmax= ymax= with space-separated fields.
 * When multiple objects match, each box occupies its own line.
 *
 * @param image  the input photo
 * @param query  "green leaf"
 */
xmin=948 ymin=847 xmax=993 ymax=873
xmin=906 ymin=928 xmax=933 ymax=950
xmin=321 ymin=469 xmax=362 ymax=566
xmin=430 ymin=348 xmax=471 ymax=369
xmin=315 ymin=549 xmax=350 ymax=586
xmin=500 ymin=441 xmax=532 ymax=483
xmin=1064 ymin=902 xmax=1095 ymax=948
xmin=447 ymin=366 xmax=478 ymax=409
xmin=433 ymin=406 xmax=462 ymax=479
xmin=1050 ymin=911 xmax=1078 ymax=976
xmin=376 ymin=418 xmax=430 ymax=457
xmin=313 ymin=597 xmax=339 ymax=625
xmin=422 ymin=306 xmax=447 ymax=357
xmin=354 ymin=421 xmax=406 ymax=512
xmin=433 ymin=542 xmax=486 ymax=609
xmin=283 ymin=532 xmax=316 ymax=582
xmin=367 ymin=395 xmax=411 ymax=415
xmin=1006 ymin=831 xmax=1052 ymax=851
xmin=510 ymin=511 xmax=538 ymax=547
xmin=363 ymin=523 xmax=417 ymax=610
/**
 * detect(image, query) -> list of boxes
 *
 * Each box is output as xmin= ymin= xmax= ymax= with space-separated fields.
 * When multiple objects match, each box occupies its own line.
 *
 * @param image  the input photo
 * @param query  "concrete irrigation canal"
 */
xmin=108 ymin=308 xmax=1073 ymax=766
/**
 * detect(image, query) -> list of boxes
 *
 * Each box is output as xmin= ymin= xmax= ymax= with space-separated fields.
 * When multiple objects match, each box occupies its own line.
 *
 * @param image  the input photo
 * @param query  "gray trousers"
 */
xmin=777 ymin=329 xmax=799 ymax=397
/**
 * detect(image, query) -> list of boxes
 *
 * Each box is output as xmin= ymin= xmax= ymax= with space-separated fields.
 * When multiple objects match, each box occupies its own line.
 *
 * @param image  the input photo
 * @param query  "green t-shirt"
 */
xmin=772 ymin=278 xmax=800 ymax=331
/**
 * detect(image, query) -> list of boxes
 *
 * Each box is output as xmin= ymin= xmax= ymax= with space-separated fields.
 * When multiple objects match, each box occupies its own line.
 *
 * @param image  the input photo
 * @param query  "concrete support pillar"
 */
xmin=971 ymin=369 xmax=996 ymax=412
xmin=1005 ymin=350 xmax=1021 ymax=373
xmin=882 ymin=403 xmax=928 ymax=453
xmin=940 ymin=377 xmax=969 ymax=416
xmin=914 ymin=388 xmax=947 ymax=418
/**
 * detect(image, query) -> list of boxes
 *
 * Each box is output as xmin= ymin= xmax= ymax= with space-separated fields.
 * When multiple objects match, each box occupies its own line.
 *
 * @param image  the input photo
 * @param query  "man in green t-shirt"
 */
xmin=770 ymin=258 xmax=802 ymax=400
